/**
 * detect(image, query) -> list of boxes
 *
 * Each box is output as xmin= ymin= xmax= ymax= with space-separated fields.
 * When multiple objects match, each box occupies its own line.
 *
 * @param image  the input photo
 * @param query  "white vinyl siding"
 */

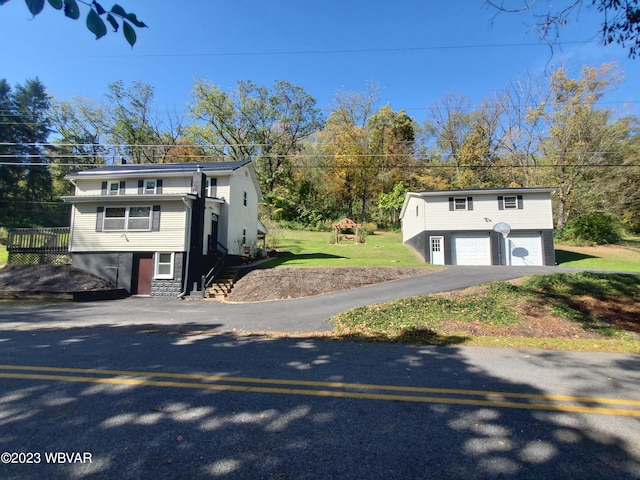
xmin=401 ymin=195 xmax=426 ymax=243
xmin=70 ymin=203 xmax=188 ymax=252
xmin=222 ymin=168 xmax=258 ymax=255
xmin=421 ymin=193 xmax=553 ymax=231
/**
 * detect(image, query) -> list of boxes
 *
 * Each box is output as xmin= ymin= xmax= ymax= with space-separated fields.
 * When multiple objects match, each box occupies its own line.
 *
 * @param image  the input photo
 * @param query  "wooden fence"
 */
xmin=7 ymin=227 xmax=71 ymax=265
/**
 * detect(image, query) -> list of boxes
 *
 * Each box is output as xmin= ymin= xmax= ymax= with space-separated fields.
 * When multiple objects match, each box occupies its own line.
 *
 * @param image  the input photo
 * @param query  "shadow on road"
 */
xmin=0 ymin=324 xmax=639 ymax=479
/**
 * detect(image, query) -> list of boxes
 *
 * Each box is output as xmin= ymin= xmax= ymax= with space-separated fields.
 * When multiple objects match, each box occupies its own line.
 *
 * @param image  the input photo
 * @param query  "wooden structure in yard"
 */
xmin=333 ymin=218 xmax=362 ymax=245
xmin=6 ymin=227 xmax=71 ymax=265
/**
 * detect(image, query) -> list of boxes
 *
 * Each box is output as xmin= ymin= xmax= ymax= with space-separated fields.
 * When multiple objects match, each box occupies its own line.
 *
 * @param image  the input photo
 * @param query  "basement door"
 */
xmin=429 ymin=236 xmax=445 ymax=265
xmin=133 ymin=253 xmax=154 ymax=295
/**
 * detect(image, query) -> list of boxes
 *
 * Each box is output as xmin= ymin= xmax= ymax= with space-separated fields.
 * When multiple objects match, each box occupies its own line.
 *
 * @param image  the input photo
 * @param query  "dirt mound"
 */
xmin=0 ymin=264 xmax=115 ymax=292
xmin=227 ymin=266 xmax=435 ymax=302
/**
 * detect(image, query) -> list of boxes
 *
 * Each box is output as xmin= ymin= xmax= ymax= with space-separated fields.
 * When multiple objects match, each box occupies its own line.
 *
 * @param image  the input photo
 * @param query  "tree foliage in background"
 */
xmin=0 ymin=78 xmax=67 ymax=227
xmin=107 ymin=80 xmax=184 ymax=164
xmin=536 ymin=63 xmax=625 ymax=232
xmin=487 ymin=0 xmax=640 ymax=58
xmin=0 ymin=0 xmax=146 ymax=46
xmin=188 ymin=79 xmax=324 ymax=203
xmin=48 ymin=96 xmax=109 ymax=197
xmin=1 ymin=62 xmax=638 ymax=240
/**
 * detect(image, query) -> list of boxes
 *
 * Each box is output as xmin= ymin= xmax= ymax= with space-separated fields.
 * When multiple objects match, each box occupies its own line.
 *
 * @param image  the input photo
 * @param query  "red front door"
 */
xmin=134 ymin=253 xmax=153 ymax=295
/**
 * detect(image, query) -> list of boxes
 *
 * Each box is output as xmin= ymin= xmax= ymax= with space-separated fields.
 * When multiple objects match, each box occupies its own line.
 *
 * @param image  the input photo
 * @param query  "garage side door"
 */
xmin=452 ymin=234 xmax=491 ymax=265
xmin=508 ymin=234 xmax=543 ymax=266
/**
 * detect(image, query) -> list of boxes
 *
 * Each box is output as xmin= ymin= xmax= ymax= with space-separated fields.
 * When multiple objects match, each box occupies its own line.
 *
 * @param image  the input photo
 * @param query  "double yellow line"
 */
xmin=1 ymin=364 xmax=639 ymax=417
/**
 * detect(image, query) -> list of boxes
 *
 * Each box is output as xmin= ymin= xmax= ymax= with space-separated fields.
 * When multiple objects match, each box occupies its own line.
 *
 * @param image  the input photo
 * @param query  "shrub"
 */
xmin=361 ymin=222 xmax=378 ymax=235
xmin=559 ymin=212 xmax=622 ymax=245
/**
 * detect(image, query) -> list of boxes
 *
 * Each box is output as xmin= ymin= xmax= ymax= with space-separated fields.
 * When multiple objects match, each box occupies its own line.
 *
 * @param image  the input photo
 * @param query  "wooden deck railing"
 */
xmin=6 ymin=227 xmax=71 ymax=265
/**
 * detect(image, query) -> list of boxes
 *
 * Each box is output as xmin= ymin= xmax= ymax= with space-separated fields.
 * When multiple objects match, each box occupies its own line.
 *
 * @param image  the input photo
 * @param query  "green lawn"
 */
xmin=262 ymin=229 xmax=429 ymax=267
xmin=263 ymin=229 xmax=640 ymax=271
xmin=330 ymin=272 xmax=640 ymax=353
xmin=555 ymin=237 xmax=640 ymax=272
xmin=0 ymin=244 xmax=7 ymax=265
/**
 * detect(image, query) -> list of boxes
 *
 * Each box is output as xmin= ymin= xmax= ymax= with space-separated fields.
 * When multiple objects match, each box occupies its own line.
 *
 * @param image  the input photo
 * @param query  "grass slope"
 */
xmin=330 ymin=272 xmax=640 ymax=353
xmin=263 ymin=230 xmax=429 ymax=267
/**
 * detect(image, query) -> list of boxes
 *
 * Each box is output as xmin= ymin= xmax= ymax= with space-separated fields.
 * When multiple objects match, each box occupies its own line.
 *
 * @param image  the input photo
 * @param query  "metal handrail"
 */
xmin=201 ymin=243 xmax=229 ymax=297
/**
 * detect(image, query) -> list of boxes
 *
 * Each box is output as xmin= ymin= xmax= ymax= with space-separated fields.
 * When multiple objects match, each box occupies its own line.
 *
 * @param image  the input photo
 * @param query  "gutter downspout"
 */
xmin=67 ymin=178 xmax=79 ymax=258
xmin=177 ymin=197 xmax=192 ymax=298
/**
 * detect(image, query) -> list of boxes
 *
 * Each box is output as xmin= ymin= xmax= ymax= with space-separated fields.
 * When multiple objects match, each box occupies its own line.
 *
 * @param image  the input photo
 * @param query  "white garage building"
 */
xmin=400 ymin=188 xmax=557 ymax=266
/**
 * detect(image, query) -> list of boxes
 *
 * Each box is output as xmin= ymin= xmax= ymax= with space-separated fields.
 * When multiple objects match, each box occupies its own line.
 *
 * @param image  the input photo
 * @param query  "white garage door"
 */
xmin=452 ymin=235 xmax=491 ymax=265
xmin=507 ymin=234 xmax=543 ymax=266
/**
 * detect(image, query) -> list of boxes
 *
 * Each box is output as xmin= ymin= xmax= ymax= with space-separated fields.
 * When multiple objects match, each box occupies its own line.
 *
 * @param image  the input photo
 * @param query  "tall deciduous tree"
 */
xmin=535 ymin=63 xmax=625 ymax=231
xmin=188 ymin=79 xmax=323 ymax=195
xmin=425 ymin=93 xmax=473 ymax=186
xmin=367 ymin=105 xmax=416 ymax=193
xmin=497 ymin=74 xmax=551 ymax=186
xmin=48 ymin=96 xmax=109 ymax=196
xmin=598 ymin=115 xmax=640 ymax=232
xmin=107 ymin=80 xmax=183 ymax=164
xmin=456 ymin=98 xmax=505 ymax=188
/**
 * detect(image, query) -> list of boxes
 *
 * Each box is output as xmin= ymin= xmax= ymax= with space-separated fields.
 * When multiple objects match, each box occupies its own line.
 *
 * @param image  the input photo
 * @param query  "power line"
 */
xmin=0 ymin=161 xmax=637 ymax=169
xmin=0 ymin=41 xmax=596 ymax=60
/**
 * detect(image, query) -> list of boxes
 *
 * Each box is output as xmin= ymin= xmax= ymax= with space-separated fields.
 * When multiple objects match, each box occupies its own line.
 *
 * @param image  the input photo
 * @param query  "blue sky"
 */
xmin=1 ymin=0 xmax=638 ymax=124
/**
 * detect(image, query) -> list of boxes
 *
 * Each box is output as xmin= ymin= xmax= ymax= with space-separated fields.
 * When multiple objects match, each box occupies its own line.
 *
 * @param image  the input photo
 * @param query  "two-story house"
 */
xmin=62 ymin=161 xmax=263 ymax=297
xmin=400 ymin=188 xmax=556 ymax=266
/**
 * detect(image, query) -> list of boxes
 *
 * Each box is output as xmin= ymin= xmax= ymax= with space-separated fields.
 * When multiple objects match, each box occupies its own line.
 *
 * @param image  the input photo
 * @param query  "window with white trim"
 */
xmin=155 ymin=252 xmax=174 ymax=279
xmin=454 ymin=197 xmax=468 ymax=210
xmin=103 ymin=206 xmax=151 ymax=231
xmin=109 ymin=182 xmax=121 ymax=195
xmin=243 ymin=191 xmax=248 ymax=207
xmin=144 ymin=179 xmax=157 ymax=194
xmin=503 ymin=196 xmax=517 ymax=209
xmin=206 ymin=177 xmax=217 ymax=197
xmin=242 ymin=227 xmax=247 ymax=244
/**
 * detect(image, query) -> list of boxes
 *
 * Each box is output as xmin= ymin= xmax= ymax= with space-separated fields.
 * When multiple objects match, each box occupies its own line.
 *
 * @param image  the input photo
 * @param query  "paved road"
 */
xmin=0 ymin=328 xmax=639 ymax=479
xmin=1 ymin=266 xmax=639 ymax=479
xmin=0 ymin=266 xmax=581 ymax=333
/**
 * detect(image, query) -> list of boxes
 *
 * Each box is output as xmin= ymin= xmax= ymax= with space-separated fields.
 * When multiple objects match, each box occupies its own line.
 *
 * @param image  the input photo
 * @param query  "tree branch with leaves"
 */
xmin=487 ymin=0 xmax=640 ymax=58
xmin=0 ymin=0 xmax=147 ymax=46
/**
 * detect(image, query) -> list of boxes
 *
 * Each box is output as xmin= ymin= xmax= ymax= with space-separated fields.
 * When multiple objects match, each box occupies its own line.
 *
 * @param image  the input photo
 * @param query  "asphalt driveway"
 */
xmin=0 ymin=266 xmax=578 ymax=333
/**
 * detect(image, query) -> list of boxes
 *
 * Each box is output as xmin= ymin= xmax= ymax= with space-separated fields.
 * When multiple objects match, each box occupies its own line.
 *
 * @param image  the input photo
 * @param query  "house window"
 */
xmin=109 ymin=182 xmax=121 ymax=195
xmin=449 ymin=196 xmax=473 ymax=211
xmin=415 ymin=205 xmax=419 ymax=217
xmin=103 ymin=207 xmax=126 ymax=230
xmin=431 ymin=237 xmax=441 ymax=252
xmin=206 ymin=178 xmax=217 ymax=197
xmin=155 ymin=252 xmax=174 ymax=279
xmin=242 ymin=228 xmax=247 ymax=244
xmin=498 ymin=195 xmax=523 ymax=210
xmin=127 ymin=206 xmax=152 ymax=230
xmin=454 ymin=197 xmax=468 ymax=210
xmin=503 ymin=196 xmax=517 ymax=209
xmin=144 ymin=179 xmax=157 ymax=194
xmin=243 ymin=191 xmax=248 ymax=207
xmin=103 ymin=206 xmax=151 ymax=231
xmin=137 ymin=179 xmax=162 ymax=194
